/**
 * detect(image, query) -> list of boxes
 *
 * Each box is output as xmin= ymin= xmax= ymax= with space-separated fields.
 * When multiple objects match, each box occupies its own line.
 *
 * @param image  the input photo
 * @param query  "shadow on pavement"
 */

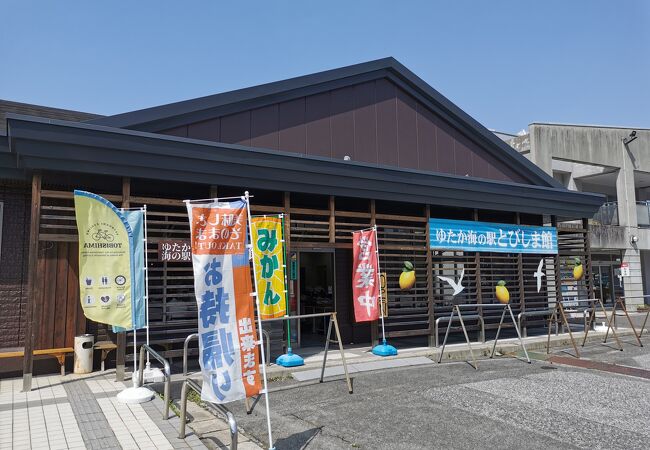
xmin=272 ymin=427 xmax=322 ymax=450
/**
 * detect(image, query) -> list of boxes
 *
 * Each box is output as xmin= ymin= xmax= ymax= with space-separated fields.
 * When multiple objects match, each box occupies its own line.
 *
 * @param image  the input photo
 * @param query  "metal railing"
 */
xmin=616 ymin=295 xmax=650 ymax=338
xmin=559 ymin=299 xmax=602 ymax=333
xmin=591 ymin=201 xmax=650 ymax=228
xmin=436 ymin=303 xmax=530 ymax=369
xmin=517 ymin=308 xmax=558 ymax=338
xmin=591 ymin=202 xmax=619 ymax=226
xmin=183 ymin=330 xmax=271 ymax=378
xmin=434 ymin=314 xmax=484 ymax=347
xmin=179 ymin=378 xmax=238 ymax=449
xmin=183 ymin=333 xmax=198 ymax=377
xmin=637 ymin=201 xmax=650 ymax=227
xmin=138 ymin=344 xmax=171 ymax=420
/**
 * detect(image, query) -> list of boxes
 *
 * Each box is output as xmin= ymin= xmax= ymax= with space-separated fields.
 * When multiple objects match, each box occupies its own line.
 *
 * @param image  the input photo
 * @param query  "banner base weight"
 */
xmin=372 ymin=340 xmax=398 ymax=357
xmin=276 ymin=348 xmax=305 ymax=367
xmin=117 ymin=387 xmax=154 ymax=404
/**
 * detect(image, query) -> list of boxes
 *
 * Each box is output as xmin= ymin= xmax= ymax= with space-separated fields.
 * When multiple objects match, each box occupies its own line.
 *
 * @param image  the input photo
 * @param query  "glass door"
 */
xmin=593 ymin=264 xmax=620 ymax=304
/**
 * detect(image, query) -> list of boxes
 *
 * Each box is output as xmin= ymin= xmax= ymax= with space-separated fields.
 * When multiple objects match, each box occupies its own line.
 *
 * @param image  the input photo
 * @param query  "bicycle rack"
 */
xmin=183 ymin=333 xmax=199 ymax=377
xmin=179 ymin=378 xmax=238 ymax=450
xmin=138 ymin=344 xmax=171 ymax=420
xmin=517 ymin=308 xmax=558 ymax=338
xmin=434 ymin=314 xmax=484 ymax=348
xmin=183 ymin=329 xmax=271 ymax=378
xmin=437 ymin=303 xmax=530 ymax=369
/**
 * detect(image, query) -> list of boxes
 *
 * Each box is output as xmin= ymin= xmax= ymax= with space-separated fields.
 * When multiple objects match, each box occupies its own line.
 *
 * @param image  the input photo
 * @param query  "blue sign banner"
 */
xmin=113 ymin=209 xmax=146 ymax=332
xmin=429 ymin=218 xmax=557 ymax=254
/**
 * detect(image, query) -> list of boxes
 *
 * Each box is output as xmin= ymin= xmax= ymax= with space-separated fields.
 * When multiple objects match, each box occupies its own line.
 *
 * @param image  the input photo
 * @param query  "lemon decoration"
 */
xmin=573 ymin=257 xmax=584 ymax=281
xmin=399 ymin=261 xmax=416 ymax=290
xmin=495 ymin=280 xmax=510 ymax=304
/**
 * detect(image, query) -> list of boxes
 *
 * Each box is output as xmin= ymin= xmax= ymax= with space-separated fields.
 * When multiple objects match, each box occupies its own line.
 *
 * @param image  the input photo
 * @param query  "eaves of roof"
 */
xmin=7 ymin=114 xmax=604 ymax=219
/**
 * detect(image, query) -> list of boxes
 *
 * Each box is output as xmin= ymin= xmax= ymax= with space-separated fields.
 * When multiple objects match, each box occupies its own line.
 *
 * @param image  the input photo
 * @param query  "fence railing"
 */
xmin=636 ymin=201 xmax=650 ymax=227
xmin=179 ymin=378 xmax=238 ymax=449
xmin=591 ymin=202 xmax=619 ymax=226
xmin=591 ymin=201 xmax=650 ymax=228
xmin=138 ymin=344 xmax=171 ymax=420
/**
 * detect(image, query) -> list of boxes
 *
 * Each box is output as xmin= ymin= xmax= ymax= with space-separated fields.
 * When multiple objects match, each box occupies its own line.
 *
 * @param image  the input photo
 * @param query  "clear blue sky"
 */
xmin=1 ymin=1 xmax=648 ymax=132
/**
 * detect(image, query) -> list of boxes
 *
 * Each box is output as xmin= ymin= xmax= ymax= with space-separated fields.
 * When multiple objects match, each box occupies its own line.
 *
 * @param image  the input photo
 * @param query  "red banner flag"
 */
xmin=352 ymin=228 xmax=380 ymax=322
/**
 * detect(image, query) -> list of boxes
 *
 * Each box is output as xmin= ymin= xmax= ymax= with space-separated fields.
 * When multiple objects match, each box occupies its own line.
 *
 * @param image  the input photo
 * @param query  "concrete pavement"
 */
xmin=223 ymin=333 xmax=650 ymax=449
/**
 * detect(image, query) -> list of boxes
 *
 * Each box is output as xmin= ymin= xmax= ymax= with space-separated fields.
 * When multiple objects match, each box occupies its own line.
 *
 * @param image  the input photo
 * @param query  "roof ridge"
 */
xmin=87 ymin=57 xmax=562 ymax=190
xmin=88 ymin=57 xmax=397 ymax=129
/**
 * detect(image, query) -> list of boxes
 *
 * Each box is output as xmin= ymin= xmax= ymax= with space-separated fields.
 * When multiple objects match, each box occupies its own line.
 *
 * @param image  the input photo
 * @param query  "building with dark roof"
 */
xmin=0 ymin=58 xmax=604 ymax=381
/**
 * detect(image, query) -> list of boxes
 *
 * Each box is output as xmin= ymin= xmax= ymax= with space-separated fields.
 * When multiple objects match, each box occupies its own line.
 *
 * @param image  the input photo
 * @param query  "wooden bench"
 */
xmin=0 ymin=347 xmax=74 ymax=376
xmin=94 ymin=341 xmax=117 ymax=371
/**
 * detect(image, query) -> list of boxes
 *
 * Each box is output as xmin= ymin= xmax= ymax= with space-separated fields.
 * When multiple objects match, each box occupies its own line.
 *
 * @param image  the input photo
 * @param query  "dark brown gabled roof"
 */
xmin=89 ymin=57 xmax=562 ymax=189
xmin=0 ymin=99 xmax=102 ymax=136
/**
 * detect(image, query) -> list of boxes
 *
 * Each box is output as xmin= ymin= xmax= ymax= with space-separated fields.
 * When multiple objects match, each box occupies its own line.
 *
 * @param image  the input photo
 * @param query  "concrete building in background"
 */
xmin=510 ymin=124 xmax=650 ymax=308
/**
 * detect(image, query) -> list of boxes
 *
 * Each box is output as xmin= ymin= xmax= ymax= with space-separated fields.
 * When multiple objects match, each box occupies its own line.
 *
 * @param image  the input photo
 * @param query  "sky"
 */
xmin=1 ymin=1 xmax=648 ymax=133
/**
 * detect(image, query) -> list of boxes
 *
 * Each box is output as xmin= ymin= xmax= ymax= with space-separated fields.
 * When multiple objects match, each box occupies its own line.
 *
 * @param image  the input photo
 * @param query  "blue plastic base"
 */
xmin=372 ymin=341 xmax=398 ymax=357
xmin=276 ymin=348 xmax=305 ymax=367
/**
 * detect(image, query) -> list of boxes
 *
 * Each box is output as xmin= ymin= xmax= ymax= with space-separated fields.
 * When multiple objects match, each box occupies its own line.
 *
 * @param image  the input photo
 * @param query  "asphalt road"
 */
xmin=228 ymin=336 xmax=650 ymax=450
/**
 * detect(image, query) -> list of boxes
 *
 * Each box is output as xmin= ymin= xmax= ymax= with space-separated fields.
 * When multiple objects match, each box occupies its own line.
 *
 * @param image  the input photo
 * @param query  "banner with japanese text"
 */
xmin=187 ymin=198 xmax=261 ymax=403
xmin=352 ymin=228 xmax=380 ymax=322
xmin=429 ymin=218 xmax=558 ymax=254
xmin=251 ymin=216 xmax=287 ymax=319
xmin=74 ymin=190 xmax=134 ymax=329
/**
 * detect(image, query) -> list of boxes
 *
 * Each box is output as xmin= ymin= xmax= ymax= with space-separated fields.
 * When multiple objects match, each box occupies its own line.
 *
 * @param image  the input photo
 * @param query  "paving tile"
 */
xmin=13 ymin=444 xmax=31 ymax=450
xmin=1 ymin=372 xmax=212 ymax=450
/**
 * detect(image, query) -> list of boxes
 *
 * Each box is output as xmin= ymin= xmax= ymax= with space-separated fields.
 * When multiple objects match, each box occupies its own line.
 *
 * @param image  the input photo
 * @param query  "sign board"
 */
xmin=250 ymin=216 xmax=287 ymax=319
xmin=158 ymin=239 xmax=191 ymax=262
xmin=74 ymin=190 xmax=134 ymax=329
xmin=429 ymin=218 xmax=558 ymax=254
xmin=352 ymin=228 xmax=380 ymax=322
xmin=620 ymin=262 xmax=630 ymax=277
xmin=290 ymin=254 xmax=297 ymax=280
xmin=379 ymin=272 xmax=388 ymax=318
xmin=186 ymin=198 xmax=261 ymax=403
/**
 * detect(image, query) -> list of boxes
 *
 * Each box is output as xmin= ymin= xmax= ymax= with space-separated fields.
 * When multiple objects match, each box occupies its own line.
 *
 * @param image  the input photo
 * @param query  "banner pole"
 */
xmin=371 ymin=225 xmax=397 ymax=356
xmin=244 ymin=191 xmax=275 ymax=450
xmin=143 ymin=205 xmax=151 ymax=366
xmin=275 ymin=214 xmax=304 ymax=367
xmin=374 ymin=226 xmax=387 ymax=343
xmin=282 ymin=214 xmax=291 ymax=350
xmin=133 ymin=328 xmax=137 ymax=374
xmin=121 ymin=206 xmax=139 ymax=375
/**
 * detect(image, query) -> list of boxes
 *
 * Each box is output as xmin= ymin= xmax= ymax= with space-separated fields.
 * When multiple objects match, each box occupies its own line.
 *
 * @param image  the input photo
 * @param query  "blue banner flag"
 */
xmin=429 ymin=218 xmax=557 ymax=254
xmin=113 ymin=209 xmax=146 ymax=332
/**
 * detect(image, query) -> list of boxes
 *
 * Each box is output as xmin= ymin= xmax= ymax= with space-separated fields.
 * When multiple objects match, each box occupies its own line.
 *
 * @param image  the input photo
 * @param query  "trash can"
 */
xmin=74 ymin=334 xmax=95 ymax=374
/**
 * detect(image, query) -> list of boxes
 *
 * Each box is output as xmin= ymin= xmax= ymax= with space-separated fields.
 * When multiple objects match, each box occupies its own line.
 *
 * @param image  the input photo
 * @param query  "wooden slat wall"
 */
xmin=33 ymin=182 xmax=592 ymax=357
xmin=34 ymin=242 xmax=84 ymax=349
xmin=129 ymin=197 xmax=195 ymax=358
xmin=557 ymin=222 xmax=594 ymax=303
xmin=376 ymin=214 xmax=429 ymax=338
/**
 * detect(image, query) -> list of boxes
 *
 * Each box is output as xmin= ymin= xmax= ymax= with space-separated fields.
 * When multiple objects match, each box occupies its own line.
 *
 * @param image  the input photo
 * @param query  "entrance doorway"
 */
xmin=297 ymin=250 xmax=336 ymax=347
xmin=593 ymin=263 xmax=623 ymax=304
